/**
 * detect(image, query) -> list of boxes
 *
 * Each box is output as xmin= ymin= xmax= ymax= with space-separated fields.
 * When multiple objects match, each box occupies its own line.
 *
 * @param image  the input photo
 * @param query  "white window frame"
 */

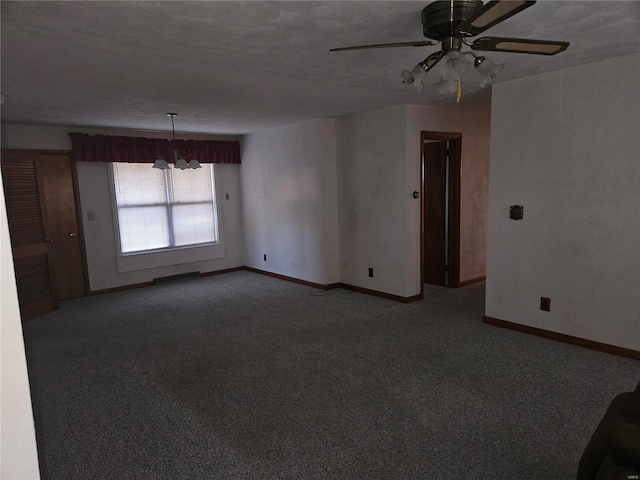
xmin=108 ymin=163 xmax=225 ymax=273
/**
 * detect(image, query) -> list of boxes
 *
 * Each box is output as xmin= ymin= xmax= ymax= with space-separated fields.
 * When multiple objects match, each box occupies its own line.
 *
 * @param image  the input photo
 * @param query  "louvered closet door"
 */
xmin=1 ymin=150 xmax=57 ymax=320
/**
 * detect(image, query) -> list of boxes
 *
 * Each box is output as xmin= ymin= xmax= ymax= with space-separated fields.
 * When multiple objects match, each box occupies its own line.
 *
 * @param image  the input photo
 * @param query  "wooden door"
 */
xmin=37 ymin=154 xmax=86 ymax=300
xmin=1 ymin=150 xmax=57 ymax=320
xmin=423 ymin=141 xmax=447 ymax=286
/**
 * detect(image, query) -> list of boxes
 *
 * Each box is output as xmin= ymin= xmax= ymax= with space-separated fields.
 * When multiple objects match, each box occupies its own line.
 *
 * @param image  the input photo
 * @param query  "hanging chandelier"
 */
xmin=153 ymin=113 xmax=201 ymax=170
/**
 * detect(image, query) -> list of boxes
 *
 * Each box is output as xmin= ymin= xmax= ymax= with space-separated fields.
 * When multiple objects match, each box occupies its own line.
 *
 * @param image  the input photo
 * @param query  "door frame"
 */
xmin=67 ymin=151 xmax=91 ymax=296
xmin=420 ymin=131 xmax=462 ymax=295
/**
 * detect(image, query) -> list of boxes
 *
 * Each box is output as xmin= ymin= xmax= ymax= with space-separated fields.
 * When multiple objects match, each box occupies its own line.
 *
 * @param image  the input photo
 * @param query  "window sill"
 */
xmin=116 ymin=243 xmax=225 ymax=273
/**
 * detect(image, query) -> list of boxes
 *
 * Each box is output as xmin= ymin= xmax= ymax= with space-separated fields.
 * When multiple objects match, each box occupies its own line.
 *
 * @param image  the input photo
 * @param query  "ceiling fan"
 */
xmin=331 ymin=0 xmax=569 ymax=99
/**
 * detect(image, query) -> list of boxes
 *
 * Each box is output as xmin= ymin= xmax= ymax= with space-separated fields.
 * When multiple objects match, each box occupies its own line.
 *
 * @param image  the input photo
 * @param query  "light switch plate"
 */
xmin=510 ymin=205 xmax=523 ymax=220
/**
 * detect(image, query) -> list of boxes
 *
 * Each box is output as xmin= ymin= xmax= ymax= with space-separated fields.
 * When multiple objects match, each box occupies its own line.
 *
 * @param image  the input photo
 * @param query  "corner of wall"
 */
xmin=239 ymin=119 xmax=340 ymax=285
xmin=0 ymin=176 xmax=41 ymax=480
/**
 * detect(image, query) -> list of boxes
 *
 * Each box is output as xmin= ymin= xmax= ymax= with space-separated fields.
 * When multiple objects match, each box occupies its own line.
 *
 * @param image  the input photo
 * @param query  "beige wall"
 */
xmin=337 ymin=105 xmax=411 ymax=296
xmin=240 ymin=119 xmax=340 ymax=285
xmin=486 ymin=53 xmax=640 ymax=350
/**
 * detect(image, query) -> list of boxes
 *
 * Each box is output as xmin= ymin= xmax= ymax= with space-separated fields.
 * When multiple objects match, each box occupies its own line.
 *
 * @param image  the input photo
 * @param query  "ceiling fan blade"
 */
xmin=455 ymin=0 xmax=536 ymax=36
xmin=471 ymin=36 xmax=569 ymax=55
xmin=330 ymin=40 xmax=438 ymax=52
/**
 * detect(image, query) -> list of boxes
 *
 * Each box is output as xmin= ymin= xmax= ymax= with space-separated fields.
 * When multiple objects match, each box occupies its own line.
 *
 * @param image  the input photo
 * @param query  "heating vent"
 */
xmin=153 ymin=272 xmax=201 ymax=285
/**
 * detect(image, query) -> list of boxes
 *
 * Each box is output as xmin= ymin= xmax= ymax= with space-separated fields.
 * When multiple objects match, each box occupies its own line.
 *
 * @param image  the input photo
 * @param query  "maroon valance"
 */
xmin=69 ymin=133 xmax=241 ymax=164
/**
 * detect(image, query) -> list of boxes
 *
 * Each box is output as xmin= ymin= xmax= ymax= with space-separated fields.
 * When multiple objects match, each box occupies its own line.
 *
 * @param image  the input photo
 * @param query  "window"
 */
xmin=112 ymin=163 xmax=219 ymax=254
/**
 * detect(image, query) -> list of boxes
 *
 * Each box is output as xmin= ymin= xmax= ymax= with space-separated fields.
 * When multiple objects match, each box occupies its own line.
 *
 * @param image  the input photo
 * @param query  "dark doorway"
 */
xmin=423 ymin=140 xmax=447 ymax=286
xmin=420 ymin=132 xmax=461 ymax=294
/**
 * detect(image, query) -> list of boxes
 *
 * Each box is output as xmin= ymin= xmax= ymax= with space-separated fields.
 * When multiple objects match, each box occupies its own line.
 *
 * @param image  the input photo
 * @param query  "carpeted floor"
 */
xmin=22 ymin=270 xmax=639 ymax=480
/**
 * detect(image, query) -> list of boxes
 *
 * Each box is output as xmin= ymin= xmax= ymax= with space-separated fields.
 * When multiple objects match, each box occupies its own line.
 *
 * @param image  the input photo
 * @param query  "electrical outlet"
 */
xmin=368 ymin=268 xmax=374 ymax=278
xmin=264 ymin=254 xmax=267 ymax=261
xmin=225 ymin=193 xmax=229 ymax=200
xmin=540 ymin=297 xmax=550 ymax=312
xmin=87 ymin=211 xmax=95 ymax=221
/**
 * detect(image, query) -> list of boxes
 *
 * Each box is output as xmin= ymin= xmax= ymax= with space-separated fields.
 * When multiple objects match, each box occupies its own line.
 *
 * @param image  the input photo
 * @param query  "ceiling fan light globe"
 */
xmin=439 ymin=51 xmax=472 ymax=80
xmin=433 ymin=78 xmax=458 ymax=95
xmin=479 ymin=75 xmax=493 ymax=88
xmin=401 ymin=70 xmax=416 ymax=85
xmin=475 ymin=57 xmax=505 ymax=77
xmin=401 ymin=65 xmax=426 ymax=91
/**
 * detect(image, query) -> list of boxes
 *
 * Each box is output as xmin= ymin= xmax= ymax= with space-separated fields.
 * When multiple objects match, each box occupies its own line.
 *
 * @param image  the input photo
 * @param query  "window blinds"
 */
xmin=112 ymin=163 xmax=218 ymax=253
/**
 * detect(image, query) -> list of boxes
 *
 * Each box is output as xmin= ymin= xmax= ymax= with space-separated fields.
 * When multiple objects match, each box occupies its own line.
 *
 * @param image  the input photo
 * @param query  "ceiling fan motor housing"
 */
xmin=421 ymin=0 xmax=484 ymax=40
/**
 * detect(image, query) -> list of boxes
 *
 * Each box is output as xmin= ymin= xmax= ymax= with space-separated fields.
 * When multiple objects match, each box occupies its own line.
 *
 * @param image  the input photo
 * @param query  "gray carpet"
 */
xmin=22 ymin=271 xmax=639 ymax=480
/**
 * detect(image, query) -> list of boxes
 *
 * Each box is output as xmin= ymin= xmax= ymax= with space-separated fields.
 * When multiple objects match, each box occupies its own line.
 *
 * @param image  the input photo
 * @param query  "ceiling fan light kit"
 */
xmin=331 ymin=0 xmax=569 ymax=102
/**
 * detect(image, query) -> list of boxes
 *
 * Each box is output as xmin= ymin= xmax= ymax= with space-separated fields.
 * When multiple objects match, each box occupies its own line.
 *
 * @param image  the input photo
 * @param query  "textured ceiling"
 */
xmin=2 ymin=1 xmax=640 ymax=135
